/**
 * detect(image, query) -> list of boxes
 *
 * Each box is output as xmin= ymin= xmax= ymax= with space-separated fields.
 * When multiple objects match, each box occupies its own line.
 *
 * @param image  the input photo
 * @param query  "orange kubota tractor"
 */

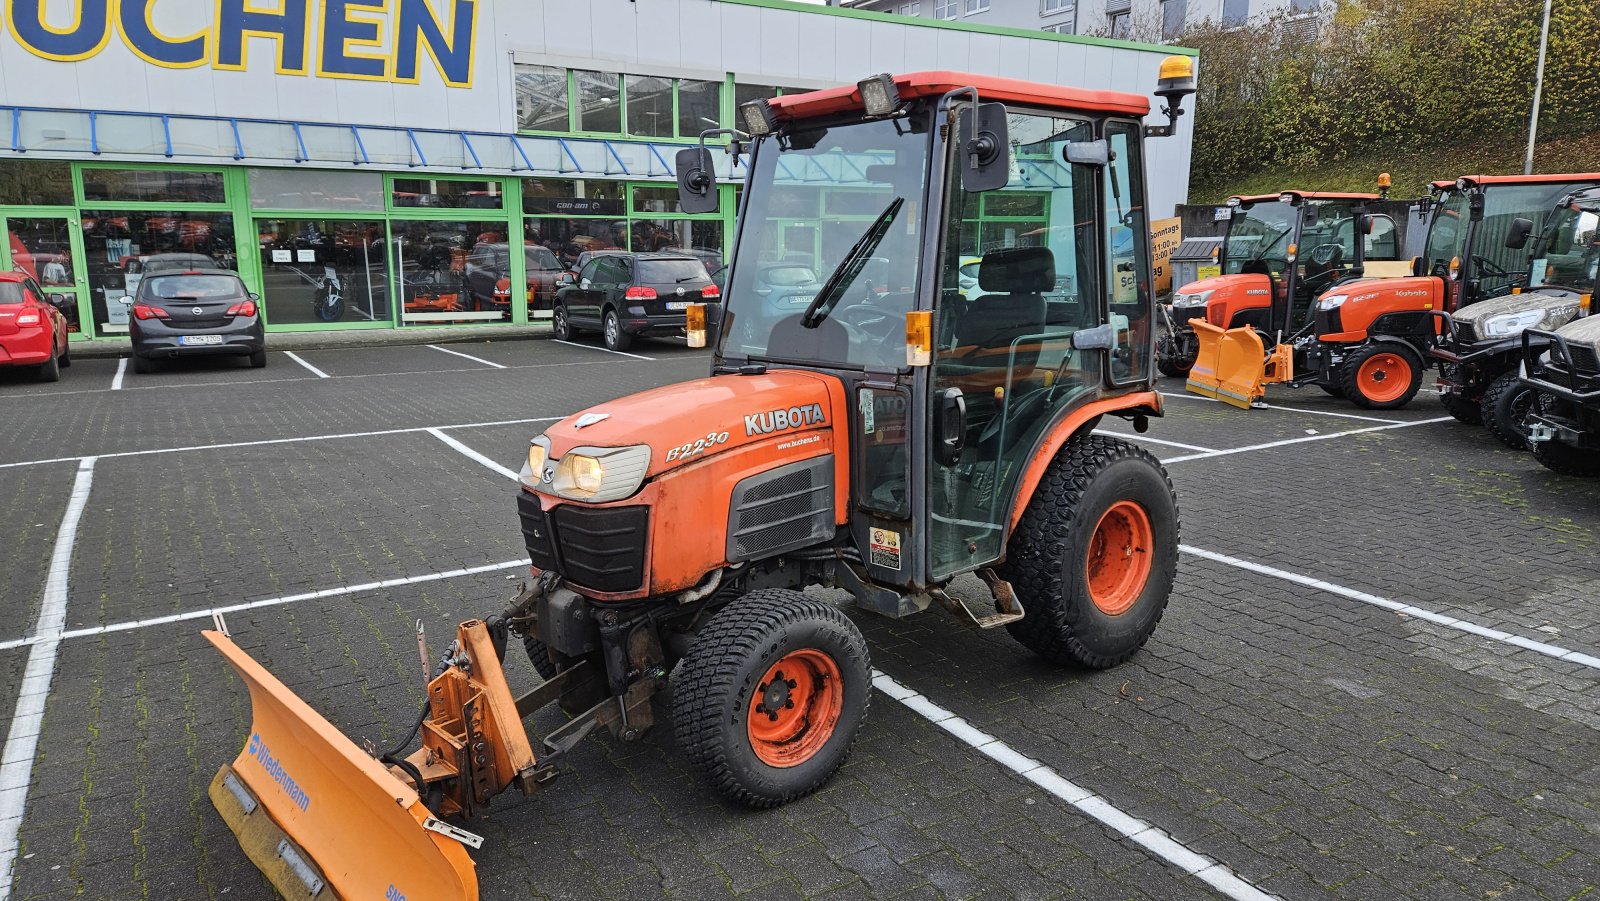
xmin=203 ymin=61 xmax=1198 ymax=901
xmin=1161 ymin=186 xmax=1405 ymax=381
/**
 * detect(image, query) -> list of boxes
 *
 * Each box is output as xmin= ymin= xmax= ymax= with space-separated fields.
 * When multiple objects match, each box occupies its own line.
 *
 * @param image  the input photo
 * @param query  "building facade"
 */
xmin=0 ymin=0 xmax=1194 ymax=342
xmin=846 ymin=0 xmax=1322 ymax=42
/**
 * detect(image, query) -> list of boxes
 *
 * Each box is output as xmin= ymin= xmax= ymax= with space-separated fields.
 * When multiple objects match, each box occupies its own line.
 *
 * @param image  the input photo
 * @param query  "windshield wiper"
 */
xmin=800 ymin=197 xmax=905 ymax=329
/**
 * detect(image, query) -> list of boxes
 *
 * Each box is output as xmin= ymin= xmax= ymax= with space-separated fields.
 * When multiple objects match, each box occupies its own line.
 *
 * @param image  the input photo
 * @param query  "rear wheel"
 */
xmin=521 ymin=634 xmax=559 ymax=680
xmin=1480 ymin=370 xmax=1535 ymax=448
xmin=673 ymin=589 xmax=869 ymax=808
xmin=552 ymin=304 xmax=573 ymax=341
xmin=132 ymin=354 xmax=152 ymax=374
xmin=997 ymin=435 xmax=1178 ymax=669
xmin=248 ymin=348 xmax=267 ymax=369
xmin=1529 ymin=394 xmax=1600 ymax=477
xmin=1439 ymin=391 xmax=1483 ymax=424
xmin=1340 ymin=343 xmax=1423 ymax=409
xmin=36 ymin=342 xmax=60 ymax=382
xmin=603 ymin=309 xmax=634 ymax=352
xmin=1156 ymin=334 xmax=1193 ymax=378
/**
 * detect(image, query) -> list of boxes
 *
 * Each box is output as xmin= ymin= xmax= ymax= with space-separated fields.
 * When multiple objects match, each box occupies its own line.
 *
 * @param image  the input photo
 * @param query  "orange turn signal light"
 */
xmin=906 ymin=311 xmax=932 ymax=367
xmin=1582 ymin=293 xmax=1592 ymax=316
xmin=685 ymin=303 xmax=707 ymax=348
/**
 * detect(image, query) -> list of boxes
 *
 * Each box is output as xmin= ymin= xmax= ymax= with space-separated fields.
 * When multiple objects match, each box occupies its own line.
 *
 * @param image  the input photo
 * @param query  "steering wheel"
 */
xmin=832 ymin=294 xmax=905 ymax=341
xmin=1472 ymin=256 xmax=1511 ymax=279
xmin=1308 ymin=243 xmax=1344 ymax=266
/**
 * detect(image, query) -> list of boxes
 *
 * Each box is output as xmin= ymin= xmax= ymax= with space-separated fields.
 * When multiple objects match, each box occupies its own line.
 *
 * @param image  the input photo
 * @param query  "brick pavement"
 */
xmin=1 ymin=347 xmax=1595 ymax=901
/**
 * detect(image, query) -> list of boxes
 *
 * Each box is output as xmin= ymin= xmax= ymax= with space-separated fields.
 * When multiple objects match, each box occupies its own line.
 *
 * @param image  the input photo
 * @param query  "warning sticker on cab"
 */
xmin=868 ymin=527 xmax=901 ymax=570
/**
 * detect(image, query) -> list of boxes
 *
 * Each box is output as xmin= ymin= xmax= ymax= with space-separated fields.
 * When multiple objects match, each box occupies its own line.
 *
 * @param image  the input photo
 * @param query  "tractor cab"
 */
xmin=1161 ymin=188 xmax=1400 ymax=377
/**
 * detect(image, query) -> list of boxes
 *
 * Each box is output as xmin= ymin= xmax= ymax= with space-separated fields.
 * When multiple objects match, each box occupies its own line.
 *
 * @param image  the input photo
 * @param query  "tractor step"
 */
xmin=934 ymin=569 xmax=1026 ymax=630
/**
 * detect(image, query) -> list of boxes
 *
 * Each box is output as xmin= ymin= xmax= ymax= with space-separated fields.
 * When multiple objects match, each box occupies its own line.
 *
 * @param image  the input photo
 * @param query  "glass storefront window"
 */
xmin=79 ymin=210 xmax=237 ymax=333
xmin=678 ymin=79 xmax=722 ymax=139
xmin=250 ymin=169 xmax=383 ymax=211
xmin=0 ymin=160 xmax=73 ymax=205
xmin=390 ymin=220 xmax=511 ymax=325
xmin=734 ymin=83 xmax=781 ymax=110
xmin=522 ymin=178 xmax=624 ymax=216
xmin=391 ymin=179 xmax=503 ymax=209
xmin=3 ymin=217 xmax=82 ymax=332
xmin=632 ymin=185 xmax=687 ymax=215
xmin=80 ymin=168 xmax=225 ymax=204
xmin=625 ymin=75 xmax=674 ymax=138
xmin=575 ymin=70 xmax=622 ymax=134
xmin=525 ymin=216 xmax=627 ymax=270
xmin=631 ymin=218 xmax=724 ymax=270
xmin=256 ymin=219 xmax=391 ymax=326
xmin=515 ymin=64 xmax=570 ymax=132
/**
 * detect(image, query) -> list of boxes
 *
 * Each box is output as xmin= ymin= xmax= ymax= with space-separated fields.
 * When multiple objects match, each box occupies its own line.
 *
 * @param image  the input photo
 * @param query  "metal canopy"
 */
xmin=0 ymin=105 xmax=743 ymax=182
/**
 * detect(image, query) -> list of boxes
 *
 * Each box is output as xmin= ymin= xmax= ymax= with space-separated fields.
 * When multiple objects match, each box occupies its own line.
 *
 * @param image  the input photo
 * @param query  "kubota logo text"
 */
xmin=745 ymin=404 xmax=826 ymax=436
xmin=247 ymin=733 xmax=311 ymax=813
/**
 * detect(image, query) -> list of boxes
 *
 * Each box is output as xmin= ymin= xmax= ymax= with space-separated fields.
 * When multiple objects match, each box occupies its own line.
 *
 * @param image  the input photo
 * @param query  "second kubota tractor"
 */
xmin=200 ymin=61 xmax=1200 ymax=901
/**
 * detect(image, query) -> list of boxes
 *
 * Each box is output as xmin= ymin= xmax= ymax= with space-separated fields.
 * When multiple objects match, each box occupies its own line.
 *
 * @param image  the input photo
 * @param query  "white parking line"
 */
xmin=428 ymin=428 xmax=519 ymax=480
xmin=1255 ymin=403 xmax=1403 ymax=424
xmin=0 ymin=416 xmax=565 ymax=470
xmin=0 ymin=558 xmax=532 ymax=653
xmin=1093 ymin=430 xmax=1217 ymax=453
xmin=426 ymin=344 xmax=506 ymax=369
xmin=1182 ymin=545 xmax=1600 ymax=672
xmin=0 ymin=457 xmax=96 ymax=898
xmin=283 ymin=351 xmax=330 ymax=378
xmin=110 ymin=357 xmax=127 ymax=391
xmin=1162 ymin=417 xmax=1452 ymax=464
xmin=553 ymin=339 xmax=655 ymax=361
xmin=871 ymin=670 xmax=1278 ymax=901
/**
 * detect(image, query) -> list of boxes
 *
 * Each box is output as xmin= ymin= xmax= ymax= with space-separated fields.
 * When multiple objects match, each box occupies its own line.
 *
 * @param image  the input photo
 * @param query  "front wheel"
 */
xmin=997 ymin=435 xmax=1179 ymax=669
xmin=1340 ymin=342 xmax=1423 ymax=410
xmin=1480 ymin=370 xmax=1536 ymax=449
xmin=673 ymin=589 xmax=870 ymax=808
xmin=1439 ymin=390 xmax=1483 ymax=424
xmin=603 ymin=309 xmax=634 ymax=352
xmin=1156 ymin=334 xmax=1194 ymax=378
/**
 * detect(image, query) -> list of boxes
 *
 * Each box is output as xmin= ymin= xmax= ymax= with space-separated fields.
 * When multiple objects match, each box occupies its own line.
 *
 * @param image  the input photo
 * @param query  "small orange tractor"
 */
xmin=1162 ymin=186 xmax=1406 ymax=383
xmin=205 ymin=61 xmax=1198 ymax=900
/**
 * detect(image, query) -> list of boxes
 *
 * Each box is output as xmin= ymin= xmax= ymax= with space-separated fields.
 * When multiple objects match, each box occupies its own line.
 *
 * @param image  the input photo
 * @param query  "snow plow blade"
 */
xmin=1185 ymin=319 xmax=1292 ymax=409
xmin=203 ymin=629 xmax=479 ymax=901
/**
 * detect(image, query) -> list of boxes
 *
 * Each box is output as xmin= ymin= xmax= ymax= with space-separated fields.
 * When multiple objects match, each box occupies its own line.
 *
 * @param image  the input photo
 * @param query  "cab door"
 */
xmin=0 ymin=215 xmax=89 ymax=337
xmin=923 ymin=111 xmax=1112 ymax=582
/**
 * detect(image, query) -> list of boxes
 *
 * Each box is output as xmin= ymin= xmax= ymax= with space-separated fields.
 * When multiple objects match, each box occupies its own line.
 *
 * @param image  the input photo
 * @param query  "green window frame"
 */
xmin=516 ymin=67 xmax=735 ymax=142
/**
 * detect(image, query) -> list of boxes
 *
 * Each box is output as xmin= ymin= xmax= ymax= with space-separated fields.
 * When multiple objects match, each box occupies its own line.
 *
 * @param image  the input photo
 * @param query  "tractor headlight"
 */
xmin=519 ymin=436 xmax=552 ymax=491
xmin=1173 ymin=289 xmax=1213 ymax=308
xmin=549 ymin=444 xmax=652 ymax=502
xmin=1318 ymin=294 xmax=1348 ymax=310
xmin=1481 ymin=309 xmax=1544 ymax=339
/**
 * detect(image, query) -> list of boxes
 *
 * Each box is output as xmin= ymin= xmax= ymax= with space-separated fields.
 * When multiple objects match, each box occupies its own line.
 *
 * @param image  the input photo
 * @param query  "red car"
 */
xmin=0 ymin=272 xmax=71 ymax=382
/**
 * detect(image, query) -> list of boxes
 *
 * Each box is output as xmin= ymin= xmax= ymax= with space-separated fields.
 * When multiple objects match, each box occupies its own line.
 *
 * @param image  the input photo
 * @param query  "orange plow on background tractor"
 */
xmin=206 ymin=61 xmax=1199 ymax=900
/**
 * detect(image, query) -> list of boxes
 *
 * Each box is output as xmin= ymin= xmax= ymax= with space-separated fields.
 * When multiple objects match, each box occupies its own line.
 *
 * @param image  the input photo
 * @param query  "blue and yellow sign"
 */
xmin=3 ymin=0 xmax=477 ymax=87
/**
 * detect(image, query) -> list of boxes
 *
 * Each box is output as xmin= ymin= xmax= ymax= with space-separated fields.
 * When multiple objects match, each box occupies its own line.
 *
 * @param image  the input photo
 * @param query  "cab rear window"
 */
xmin=145 ymin=274 xmax=245 ymax=299
xmin=0 ymin=282 xmax=23 ymax=304
xmin=637 ymin=260 xmax=709 ymax=284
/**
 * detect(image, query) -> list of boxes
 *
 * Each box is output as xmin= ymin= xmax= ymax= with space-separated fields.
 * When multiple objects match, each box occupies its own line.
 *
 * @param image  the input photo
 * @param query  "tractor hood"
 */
xmin=1174 ymin=272 xmax=1268 ymax=300
xmin=1322 ymin=275 xmax=1442 ymax=309
xmin=1552 ymin=315 xmax=1600 ymax=356
xmin=541 ymin=369 xmax=839 ymax=477
xmin=1452 ymin=287 xmax=1585 ymax=334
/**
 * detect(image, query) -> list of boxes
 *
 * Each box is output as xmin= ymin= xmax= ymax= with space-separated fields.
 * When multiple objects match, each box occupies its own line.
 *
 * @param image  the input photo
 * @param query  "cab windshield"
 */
xmin=1531 ymin=194 xmax=1600 ymax=293
xmin=1422 ymin=189 xmax=1468 ymax=276
xmin=1221 ymin=201 xmax=1297 ymax=276
xmin=721 ymin=112 xmax=931 ymax=370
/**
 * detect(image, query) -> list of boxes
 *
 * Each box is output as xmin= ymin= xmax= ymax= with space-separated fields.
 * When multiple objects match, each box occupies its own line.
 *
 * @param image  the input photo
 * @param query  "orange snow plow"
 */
xmin=204 ymin=608 xmax=596 ymax=901
xmin=1186 ymin=318 xmax=1293 ymax=408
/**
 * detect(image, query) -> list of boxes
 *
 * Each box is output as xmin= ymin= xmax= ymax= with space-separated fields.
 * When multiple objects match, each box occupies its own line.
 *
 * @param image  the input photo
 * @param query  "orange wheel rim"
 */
xmin=1356 ymin=353 xmax=1411 ymax=403
xmin=1086 ymin=501 xmax=1153 ymax=616
xmin=747 ymin=649 xmax=843 ymax=768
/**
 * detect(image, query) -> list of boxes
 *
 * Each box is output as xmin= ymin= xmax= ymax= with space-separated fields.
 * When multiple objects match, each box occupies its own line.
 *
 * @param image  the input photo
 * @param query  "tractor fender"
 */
xmin=1004 ymin=391 xmax=1163 ymax=533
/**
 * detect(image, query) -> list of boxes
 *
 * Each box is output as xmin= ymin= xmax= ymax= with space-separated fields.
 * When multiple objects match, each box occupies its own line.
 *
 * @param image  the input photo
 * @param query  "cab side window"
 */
xmin=1104 ymin=120 xmax=1151 ymax=384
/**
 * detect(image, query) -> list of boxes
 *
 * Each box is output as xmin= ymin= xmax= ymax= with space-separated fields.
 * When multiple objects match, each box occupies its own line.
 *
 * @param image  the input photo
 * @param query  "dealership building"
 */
xmin=0 ymin=0 xmax=1195 ymax=341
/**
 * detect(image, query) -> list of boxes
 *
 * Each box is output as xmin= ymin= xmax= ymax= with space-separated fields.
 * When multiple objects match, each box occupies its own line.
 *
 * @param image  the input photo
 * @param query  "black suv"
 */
xmin=552 ymin=253 xmax=718 ymax=351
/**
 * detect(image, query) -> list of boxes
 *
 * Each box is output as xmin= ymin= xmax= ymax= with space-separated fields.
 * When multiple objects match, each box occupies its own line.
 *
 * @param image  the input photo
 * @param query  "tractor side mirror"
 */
xmin=1469 ymin=192 xmax=1486 ymax=221
xmin=675 ymin=146 xmax=719 ymax=214
xmin=1064 ymin=140 xmax=1110 ymax=167
xmin=958 ymin=103 xmax=1010 ymax=193
xmin=1505 ymin=216 xmax=1534 ymax=250
xmin=1302 ymin=204 xmax=1320 ymax=227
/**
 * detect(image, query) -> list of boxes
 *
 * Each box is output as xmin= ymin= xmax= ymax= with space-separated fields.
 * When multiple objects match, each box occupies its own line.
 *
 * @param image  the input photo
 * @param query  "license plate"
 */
xmin=666 ymin=301 xmax=690 ymax=311
xmin=180 ymin=334 xmax=225 ymax=346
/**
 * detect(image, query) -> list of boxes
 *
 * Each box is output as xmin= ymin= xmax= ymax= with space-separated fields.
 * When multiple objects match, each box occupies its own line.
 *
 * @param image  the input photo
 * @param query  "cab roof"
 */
xmin=1451 ymin=173 xmax=1600 ymax=189
xmin=1232 ymin=191 xmax=1381 ymax=204
xmin=767 ymin=71 xmax=1150 ymax=120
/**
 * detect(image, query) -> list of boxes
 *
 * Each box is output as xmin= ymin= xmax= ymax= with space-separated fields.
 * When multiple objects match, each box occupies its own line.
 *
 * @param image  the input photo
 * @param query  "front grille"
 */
xmin=551 ymin=505 xmax=648 ymax=593
xmin=1314 ymin=306 xmax=1343 ymax=335
xmin=1453 ymin=320 xmax=1479 ymax=343
xmin=1172 ymin=306 xmax=1207 ymax=327
xmin=516 ymin=490 xmax=559 ymax=573
xmin=1569 ymin=345 xmax=1600 ymax=373
xmin=727 ymin=456 xmax=834 ymax=562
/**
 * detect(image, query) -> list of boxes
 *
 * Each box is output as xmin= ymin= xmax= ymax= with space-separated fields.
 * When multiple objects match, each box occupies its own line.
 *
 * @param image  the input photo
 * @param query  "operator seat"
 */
xmin=944 ymin=246 xmax=1053 ymax=390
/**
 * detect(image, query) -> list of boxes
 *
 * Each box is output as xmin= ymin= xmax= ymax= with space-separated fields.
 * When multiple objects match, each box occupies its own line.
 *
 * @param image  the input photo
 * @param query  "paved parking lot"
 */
xmin=0 ymin=336 xmax=1596 ymax=901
